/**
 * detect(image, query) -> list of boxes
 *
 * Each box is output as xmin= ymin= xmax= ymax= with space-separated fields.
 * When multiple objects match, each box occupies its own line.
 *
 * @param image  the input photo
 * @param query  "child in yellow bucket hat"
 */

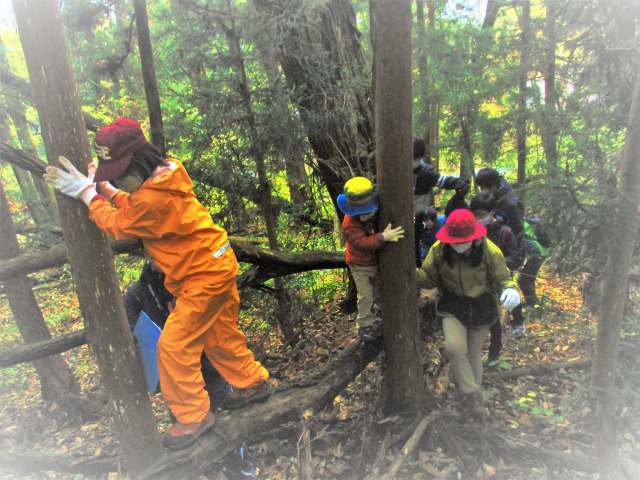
xmin=337 ymin=177 xmax=404 ymax=341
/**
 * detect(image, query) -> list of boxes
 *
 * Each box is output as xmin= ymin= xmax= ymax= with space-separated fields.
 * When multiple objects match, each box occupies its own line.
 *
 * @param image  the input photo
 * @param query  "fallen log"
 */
xmin=0 ymin=240 xmax=140 ymax=282
xmin=0 ymin=339 xmax=383 ymax=478
xmin=139 ymin=340 xmax=383 ymax=480
xmin=485 ymin=358 xmax=591 ymax=381
xmin=0 ymin=239 xmax=345 ymax=285
xmin=0 ymin=452 xmax=119 ymax=476
xmin=0 ymin=330 xmax=87 ymax=368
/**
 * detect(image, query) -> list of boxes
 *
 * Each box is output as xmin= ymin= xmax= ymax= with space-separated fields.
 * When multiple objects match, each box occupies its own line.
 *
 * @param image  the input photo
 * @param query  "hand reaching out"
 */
xmin=382 ymin=223 xmax=404 ymax=242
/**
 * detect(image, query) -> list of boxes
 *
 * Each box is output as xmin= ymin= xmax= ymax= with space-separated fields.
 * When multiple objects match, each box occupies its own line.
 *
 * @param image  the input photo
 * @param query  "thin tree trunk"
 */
xmin=221 ymin=0 xmax=298 ymax=341
xmin=456 ymin=0 xmax=503 ymax=178
xmin=426 ymin=1 xmax=440 ymax=173
xmin=11 ymin=0 xmax=163 ymax=475
xmin=0 ymin=34 xmax=53 ymax=225
xmin=133 ymin=0 xmax=166 ymax=155
xmin=9 ymin=109 xmax=57 ymax=221
xmin=516 ymin=0 xmax=530 ymax=191
xmin=0 ymin=181 xmax=81 ymax=404
xmin=541 ymin=0 xmax=559 ymax=177
xmin=371 ymin=0 xmax=432 ymax=413
xmin=591 ymin=64 xmax=640 ymax=480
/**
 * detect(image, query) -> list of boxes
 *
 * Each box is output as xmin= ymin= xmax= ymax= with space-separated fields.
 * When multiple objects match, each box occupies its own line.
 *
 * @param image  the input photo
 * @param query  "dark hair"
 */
xmin=413 ymin=138 xmax=426 ymax=160
xmin=424 ymin=207 xmax=438 ymax=222
xmin=121 ymin=143 xmax=169 ymax=182
xmin=443 ymin=240 xmax=484 ymax=268
xmin=476 ymin=168 xmax=501 ymax=188
xmin=469 ymin=192 xmax=497 ymax=213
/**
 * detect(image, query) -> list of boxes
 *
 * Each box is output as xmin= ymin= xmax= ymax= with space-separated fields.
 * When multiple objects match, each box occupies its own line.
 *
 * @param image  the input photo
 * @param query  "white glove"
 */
xmin=382 ymin=223 xmax=404 ymax=242
xmin=88 ymin=161 xmax=119 ymax=201
xmin=44 ymin=156 xmax=98 ymax=206
xmin=500 ymin=288 xmax=521 ymax=311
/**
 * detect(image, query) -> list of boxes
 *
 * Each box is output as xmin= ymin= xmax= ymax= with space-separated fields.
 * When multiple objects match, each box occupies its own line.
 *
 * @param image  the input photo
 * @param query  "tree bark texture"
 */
xmin=0 ymin=181 xmax=81 ymax=403
xmin=371 ymin=0 xmax=431 ymax=413
xmin=251 ymin=0 xmax=375 ymax=215
xmin=11 ymin=0 xmax=163 ymax=475
xmin=0 ymin=331 xmax=87 ymax=368
xmin=591 ymin=68 xmax=640 ymax=480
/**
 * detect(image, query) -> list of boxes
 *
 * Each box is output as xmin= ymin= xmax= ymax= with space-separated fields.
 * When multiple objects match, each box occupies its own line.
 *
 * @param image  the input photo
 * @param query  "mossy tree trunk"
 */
xmin=0 ymin=181 xmax=81 ymax=405
xmin=11 ymin=0 xmax=163 ymax=476
xmin=371 ymin=0 xmax=433 ymax=413
xmin=591 ymin=68 xmax=640 ymax=480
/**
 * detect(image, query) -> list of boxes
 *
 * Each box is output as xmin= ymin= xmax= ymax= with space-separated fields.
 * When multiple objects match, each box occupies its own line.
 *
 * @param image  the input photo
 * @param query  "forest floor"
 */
xmin=0 ymin=266 xmax=639 ymax=479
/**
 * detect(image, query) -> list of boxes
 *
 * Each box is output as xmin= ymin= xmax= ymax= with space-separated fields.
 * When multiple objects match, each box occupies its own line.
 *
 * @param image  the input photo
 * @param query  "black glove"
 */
xmin=454 ymin=177 xmax=470 ymax=197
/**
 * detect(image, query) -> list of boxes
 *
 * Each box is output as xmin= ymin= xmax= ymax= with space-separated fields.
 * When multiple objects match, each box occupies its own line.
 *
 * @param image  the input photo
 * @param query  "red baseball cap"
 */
xmin=436 ymin=209 xmax=487 ymax=243
xmin=93 ymin=118 xmax=148 ymax=182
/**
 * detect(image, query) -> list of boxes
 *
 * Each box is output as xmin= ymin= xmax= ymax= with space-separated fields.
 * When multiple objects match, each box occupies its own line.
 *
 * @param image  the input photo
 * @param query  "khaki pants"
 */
xmin=442 ymin=315 xmax=491 ymax=395
xmin=349 ymin=265 xmax=380 ymax=328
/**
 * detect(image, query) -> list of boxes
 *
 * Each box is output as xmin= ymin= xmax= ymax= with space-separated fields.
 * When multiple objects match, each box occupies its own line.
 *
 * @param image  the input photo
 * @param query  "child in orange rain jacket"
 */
xmin=44 ymin=117 xmax=269 ymax=449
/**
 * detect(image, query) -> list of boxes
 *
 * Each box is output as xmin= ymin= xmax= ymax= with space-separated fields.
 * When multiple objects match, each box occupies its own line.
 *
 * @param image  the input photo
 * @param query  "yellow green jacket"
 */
xmin=417 ymin=238 xmax=517 ymax=297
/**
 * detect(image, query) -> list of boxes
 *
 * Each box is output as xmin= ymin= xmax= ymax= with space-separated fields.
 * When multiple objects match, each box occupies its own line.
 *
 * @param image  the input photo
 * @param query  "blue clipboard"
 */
xmin=133 ymin=311 xmax=161 ymax=394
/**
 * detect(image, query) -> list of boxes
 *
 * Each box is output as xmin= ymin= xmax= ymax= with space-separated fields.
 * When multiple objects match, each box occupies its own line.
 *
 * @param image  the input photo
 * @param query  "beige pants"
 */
xmin=349 ymin=265 xmax=380 ymax=328
xmin=442 ymin=315 xmax=491 ymax=395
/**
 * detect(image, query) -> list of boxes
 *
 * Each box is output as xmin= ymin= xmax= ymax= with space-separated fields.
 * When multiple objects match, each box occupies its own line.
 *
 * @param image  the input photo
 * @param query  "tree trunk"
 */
xmin=425 ymin=0 xmax=440 ymax=173
xmin=456 ymin=0 xmax=503 ymax=179
xmin=219 ymin=0 xmax=298 ymax=341
xmin=0 ymin=181 xmax=81 ymax=404
xmin=516 ymin=0 xmax=530 ymax=190
xmin=371 ymin=0 xmax=432 ymax=413
xmin=541 ymin=0 xmax=559 ymax=178
xmin=0 ymin=35 xmax=53 ymax=226
xmin=11 ymin=0 xmax=163 ymax=476
xmin=133 ymin=0 xmax=166 ymax=155
xmin=9 ymin=109 xmax=57 ymax=221
xmin=591 ymin=69 xmax=640 ymax=480
xmin=251 ymin=0 xmax=375 ymax=211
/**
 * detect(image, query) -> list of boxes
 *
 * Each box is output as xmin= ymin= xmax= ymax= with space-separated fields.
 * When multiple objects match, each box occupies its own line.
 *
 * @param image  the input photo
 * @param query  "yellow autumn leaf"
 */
xmin=483 ymin=463 xmax=497 ymax=476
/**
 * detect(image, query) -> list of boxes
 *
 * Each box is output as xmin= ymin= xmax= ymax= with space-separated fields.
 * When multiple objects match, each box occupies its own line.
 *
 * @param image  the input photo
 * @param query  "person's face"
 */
xmin=358 ymin=211 xmax=376 ymax=222
xmin=111 ymin=172 xmax=144 ymax=193
xmin=473 ymin=209 xmax=493 ymax=225
xmin=425 ymin=218 xmax=436 ymax=229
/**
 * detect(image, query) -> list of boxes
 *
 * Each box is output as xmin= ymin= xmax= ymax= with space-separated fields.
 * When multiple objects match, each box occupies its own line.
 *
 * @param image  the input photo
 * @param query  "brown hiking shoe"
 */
xmin=163 ymin=411 xmax=215 ymax=449
xmin=224 ymin=382 xmax=271 ymax=410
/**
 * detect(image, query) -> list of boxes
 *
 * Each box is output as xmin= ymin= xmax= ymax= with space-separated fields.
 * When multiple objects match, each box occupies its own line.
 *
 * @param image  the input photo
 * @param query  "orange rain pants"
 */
xmin=157 ymin=250 xmax=268 ymax=424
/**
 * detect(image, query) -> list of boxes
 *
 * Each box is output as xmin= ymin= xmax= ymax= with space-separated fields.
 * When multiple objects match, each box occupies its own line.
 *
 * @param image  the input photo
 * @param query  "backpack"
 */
xmin=525 ymin=217 xmax=555 ymax=248
xmin=497 ymin=225 xmax=512 ymax=248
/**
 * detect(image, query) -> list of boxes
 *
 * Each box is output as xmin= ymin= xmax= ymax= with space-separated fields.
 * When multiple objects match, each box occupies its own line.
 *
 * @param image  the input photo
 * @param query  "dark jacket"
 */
xmin=493 ymin=178 xmax=524 ymax=251
xmin=485 ymin=221 xmax=523 ymax=271
xmin=123 ymin=262 xmax=174 ymax=330
xmin=342 ymin=215 xmax=386 ymax=267
xmin=413 ymin=162 xmax=459 ymax=196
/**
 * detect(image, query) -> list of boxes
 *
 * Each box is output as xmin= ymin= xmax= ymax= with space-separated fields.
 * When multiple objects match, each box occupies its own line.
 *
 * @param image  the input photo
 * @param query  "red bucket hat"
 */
xmin=93 ymin=118 xmax=148 ymax=182
xmin=436 ymin=209 xmax=487 ymax=244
